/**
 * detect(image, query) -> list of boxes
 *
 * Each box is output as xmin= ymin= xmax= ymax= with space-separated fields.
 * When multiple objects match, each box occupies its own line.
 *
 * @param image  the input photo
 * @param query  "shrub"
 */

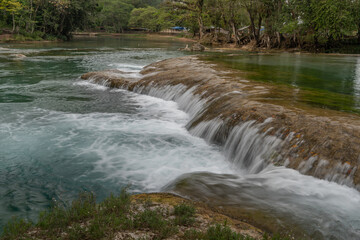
xmin=174 ymin=203 xmax=196 ymax=226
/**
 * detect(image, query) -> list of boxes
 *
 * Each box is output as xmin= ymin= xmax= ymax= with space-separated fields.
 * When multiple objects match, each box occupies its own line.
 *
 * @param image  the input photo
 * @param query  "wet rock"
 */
xmin=178 ymin=43 xmax=205 ymax=52
xmin=10 ymin=53 xmax=26 ymax=59
xmin=81 ymin=69 xmax=138 ymax=88
xmin=191 ymin=43 xmax=205 ymax=52
xmin=178 ymin=44 xmax=191 ymax=51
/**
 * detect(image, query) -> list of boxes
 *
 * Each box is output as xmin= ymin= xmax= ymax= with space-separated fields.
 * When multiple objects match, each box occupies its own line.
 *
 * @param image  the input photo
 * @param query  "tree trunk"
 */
xmin=230 ymin=21 xmax=240 ymax=45
xmin=198 ymin=15 xmax=204 ymax=39
xmin=358 ymin=22 xmax=360 ymax=44
xmin=314 ymin=34 xmax=319 ymax=49
xmin=12 ymin=13 xmax=16 ymax=32
xmin=277 ymin=32 xmax=281 ymax=47
xmin=59 ymin=15 xmax=65 ymax=36
xmin=30 ymin=1 xmax=39 ymax=34
xmin=248 ymin=11 xmax=256 ymax=41
xmin=31 ymin=9 xmax=38 ymax=34
xmin=255 ymin=15 xmax=262 ymax=45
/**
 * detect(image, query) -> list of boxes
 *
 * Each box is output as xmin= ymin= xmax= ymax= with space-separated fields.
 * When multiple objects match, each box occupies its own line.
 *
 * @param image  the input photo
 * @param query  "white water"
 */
xmin=88 ymin=68 xmax=360 ymax=239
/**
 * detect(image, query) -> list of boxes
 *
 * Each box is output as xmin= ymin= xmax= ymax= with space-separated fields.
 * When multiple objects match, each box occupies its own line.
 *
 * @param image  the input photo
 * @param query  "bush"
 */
xmin=134 ymin=209 xmax=178 ymax=238
xmin=174 ymin=203 xmax=196 ymax=226
xmin=44 ymin=34 xmax=57 ymax=41
xmin=206 ymin=223 xmax=244 ymax=240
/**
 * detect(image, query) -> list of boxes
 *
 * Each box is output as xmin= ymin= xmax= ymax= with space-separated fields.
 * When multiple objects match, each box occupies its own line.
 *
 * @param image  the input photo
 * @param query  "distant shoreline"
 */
xmin=3 ymin=32 xmax=360 ymax=57
xmin=0 ymin=31 xmax=196 ymax=44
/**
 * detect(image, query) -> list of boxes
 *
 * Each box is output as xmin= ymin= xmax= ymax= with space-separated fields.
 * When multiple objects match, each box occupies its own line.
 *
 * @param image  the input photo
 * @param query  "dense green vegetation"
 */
xmin=0 ymin=0 xmax=100 ymax=40
xmin=0 ymin=191 xmax=289 ymax=240
xmin=1 ymin=0 xmax=360 ymax=50
xmin=166 ymin=0 xmax=360 ymax=50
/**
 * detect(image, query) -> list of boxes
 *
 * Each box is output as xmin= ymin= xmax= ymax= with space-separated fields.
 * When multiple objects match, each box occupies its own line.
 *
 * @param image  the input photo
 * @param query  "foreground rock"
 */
xmin=81 ymin=56 xmax=360 ymax=189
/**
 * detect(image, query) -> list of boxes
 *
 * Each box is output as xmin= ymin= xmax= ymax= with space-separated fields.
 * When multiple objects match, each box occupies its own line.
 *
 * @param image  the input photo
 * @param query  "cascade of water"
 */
xmin=189 ymin=119 xmax=225 ymax=144
xmin=87 ymin=76 xmax=112 ymax=87
xmin=132 ymin=84 xmax=209 ymax=126
xmin=83 ymin=73 xmax=358 ymax=186
xmin=223 ymin=120 xmax=283 ymax=173
xmin=84 ymin=75 xmax=285 ymax=174
xmin=189 ymin=118 xmax=283 ymax=173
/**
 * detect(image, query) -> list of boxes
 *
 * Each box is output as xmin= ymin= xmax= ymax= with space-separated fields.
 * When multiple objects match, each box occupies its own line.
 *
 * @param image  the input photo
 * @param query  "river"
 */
xmin=1 ymin=36 xmax=360 ymax=239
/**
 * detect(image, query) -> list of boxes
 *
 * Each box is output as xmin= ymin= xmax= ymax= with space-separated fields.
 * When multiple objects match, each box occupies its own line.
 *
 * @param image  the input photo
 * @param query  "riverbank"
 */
xmin=0 ymin=32 xmax=197 ymax=45
xmin=0 ymin=33 xmax=60 ymax=44
xmin=1 ymin=192 xmax=268 ymax=240
xmin=2 ymin=32 xmax=359 ymax=55
xmin=72 ymin=32 xmax=197 ymax=44
xmin=82 ymin=55 xmax=360 ymax=189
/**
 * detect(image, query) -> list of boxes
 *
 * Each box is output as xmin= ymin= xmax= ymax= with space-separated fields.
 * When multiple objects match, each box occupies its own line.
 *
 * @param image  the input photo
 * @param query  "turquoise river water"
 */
xmin=1 ymin=36 xmax=360 ymax=239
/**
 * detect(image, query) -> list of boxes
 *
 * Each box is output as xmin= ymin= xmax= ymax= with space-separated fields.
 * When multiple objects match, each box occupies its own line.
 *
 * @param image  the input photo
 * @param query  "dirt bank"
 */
xmin=81 ymin=55 xmax=360 ymax=189
xmin=72 ymin=32 xmax=197 ymax=44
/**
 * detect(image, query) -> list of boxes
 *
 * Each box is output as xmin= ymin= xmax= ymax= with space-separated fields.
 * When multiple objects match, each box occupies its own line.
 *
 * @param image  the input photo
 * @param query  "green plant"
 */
xmin=174 ymin=203 xmax=196 ymax=226
xmin=101 ymin=189 xmax=131 ymax=215
xmin=134 ymin=209 xmax=178 ymax=238
xmin=44 ymin=35 xmax=57 ymax=41
xmin=1 ymin=218 xmax=32 ymax=240
xmin=183 ymin=223 xmax=256 ymax=240
xmin=13 ymin=34 xmax=25 ymax=41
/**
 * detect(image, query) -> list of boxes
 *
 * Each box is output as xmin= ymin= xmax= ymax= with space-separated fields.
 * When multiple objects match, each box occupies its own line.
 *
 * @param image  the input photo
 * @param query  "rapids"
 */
xmin=1 ymin=36 xmax=360 ymax=239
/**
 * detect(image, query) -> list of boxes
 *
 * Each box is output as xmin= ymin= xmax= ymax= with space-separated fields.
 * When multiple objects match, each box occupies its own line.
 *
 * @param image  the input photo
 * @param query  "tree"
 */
xmin=98 ymin=0 xmax=133 ymax=32
xmin=0 ymin=0 xmax=22 ymax=32
xmin=167 ymin=0 xmax=206 ymax=38
xmin=37 ymin=0 xmax=98 ymax=39
xmin=241 ymin=0 xmax=267 ymax=45
xmin=312 ymin=0 xmax=353 ymax=46
xmin=222 ymin=0 xmax=249 ymax=45
xmin=129 ymin=6 xmax=165 ymax=31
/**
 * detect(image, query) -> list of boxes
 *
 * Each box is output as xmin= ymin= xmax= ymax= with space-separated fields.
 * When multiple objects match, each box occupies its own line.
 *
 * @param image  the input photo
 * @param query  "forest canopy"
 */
xmin=1 ymin=0 xmax=360 ymax=50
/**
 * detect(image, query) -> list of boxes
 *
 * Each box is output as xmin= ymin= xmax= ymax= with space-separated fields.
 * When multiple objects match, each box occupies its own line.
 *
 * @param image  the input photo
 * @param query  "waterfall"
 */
xmin=81 ymin=73 xmax=359 ymax=189
xmin=102 ymin=79 xmax=284 ymax=174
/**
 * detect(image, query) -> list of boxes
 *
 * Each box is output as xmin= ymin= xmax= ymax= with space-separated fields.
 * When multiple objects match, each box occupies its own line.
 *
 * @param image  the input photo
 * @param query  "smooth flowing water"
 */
xmin=1 ymin=37 xmax=360 ymax=239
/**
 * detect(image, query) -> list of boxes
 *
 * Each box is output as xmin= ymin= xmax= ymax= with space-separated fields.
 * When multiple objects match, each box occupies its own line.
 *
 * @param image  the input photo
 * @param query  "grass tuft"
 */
xmin=174 ymin=203 xmax=196 ymax=226
xmin=134 ymin=209 xmax=178 ymax=239
xmin=1 ymin=218 xmax=32 ymax=240
xmin=184 ymin=223 xmax=249 ymax=240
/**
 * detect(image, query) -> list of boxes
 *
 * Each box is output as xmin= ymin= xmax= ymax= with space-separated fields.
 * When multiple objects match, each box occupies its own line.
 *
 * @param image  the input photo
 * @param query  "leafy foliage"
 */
xmin=174 ymin=203 xmax=196 ymax=226
xmin=0 ymin=0 xmax=99 ymax=39
xmin=129 ymin=6 xmax=173 ymax=31
xmin=1 ymin=0 xmax=360 ymax=48
xmin=97 ymin=0 xmax=134 ymax=32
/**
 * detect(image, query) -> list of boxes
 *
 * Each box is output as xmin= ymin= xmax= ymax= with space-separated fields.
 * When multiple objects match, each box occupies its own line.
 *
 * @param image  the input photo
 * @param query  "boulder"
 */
xmin=191 ymin=43 xmax=205 ymax=51
xmin=178 ymin=44 xmax=191 ymax=51
xmin=178 ymin=43 xmax=206 ymax=52
xmin=10 ymin=54 xmax=27 ymax=59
